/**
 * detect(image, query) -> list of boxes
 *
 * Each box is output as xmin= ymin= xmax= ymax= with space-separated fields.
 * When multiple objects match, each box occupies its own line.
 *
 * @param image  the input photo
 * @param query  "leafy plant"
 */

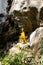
xmin=2 ymin=54 xmax=26 ymax=65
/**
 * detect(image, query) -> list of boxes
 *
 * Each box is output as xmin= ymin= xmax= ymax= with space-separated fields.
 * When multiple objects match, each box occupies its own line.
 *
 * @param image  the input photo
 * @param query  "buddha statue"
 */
xmin=19 ymin=28 xmax=27 ymax=44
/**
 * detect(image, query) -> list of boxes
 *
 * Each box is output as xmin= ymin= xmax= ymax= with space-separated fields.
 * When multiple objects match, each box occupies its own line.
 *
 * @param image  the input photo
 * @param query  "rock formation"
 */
xmin=29 ymin=27 xmax=43 ymax=56
xmin=9 ymin=27 xmax=43 ymax=56
xmin=8 ymin=0 xmax=40 ymax=33
xmin=0 ymin=0 xmax=43 ymax=53
xmin=0 ymin=15 xmax=21 ymax=50
xmin=9 ymin=0 xmax=43 ymax=14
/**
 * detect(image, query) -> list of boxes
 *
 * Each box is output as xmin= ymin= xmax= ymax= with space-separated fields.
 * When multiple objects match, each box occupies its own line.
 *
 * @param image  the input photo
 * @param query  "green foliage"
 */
xmin=0 ymin=42 xmax=43 ymax=65
xmin=0 ymin=57 xmax=3 ymax=61
xmin=40 ymin=41 xmax=43 ymax=55
xmin=0 ymin=53 xmax=42 ymax=65
xmin=0 ymin=49 xmax=34 ymax=65
xmin=2 ymin=54 xmax=26 ymax=65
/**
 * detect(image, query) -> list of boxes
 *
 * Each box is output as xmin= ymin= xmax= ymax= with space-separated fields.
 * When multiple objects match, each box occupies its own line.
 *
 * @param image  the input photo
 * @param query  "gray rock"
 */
xmin=9 ymin=0 xmax=39 ymax=33
xmin=9 ymin=0 xmax=43 ymax=14
xmin=29 ymin=27 xmax=43 ymax=56
xmin=30 ymin=27 xmax=43 ymax=46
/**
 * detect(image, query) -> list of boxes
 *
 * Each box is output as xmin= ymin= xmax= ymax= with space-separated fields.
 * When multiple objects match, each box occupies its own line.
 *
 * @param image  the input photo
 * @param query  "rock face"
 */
xmin=9 ymin=46 xmax=21 ymax=55
xmin=30 ymin=27 xmax=43 ymax=46
xmin=8 ymin=0 xmax=43 ymax=33
xmin=0 ymin=15 xmax=21 ymax=49
xmin=9 ymin=0 xmax=43 ymax=14
xmin=29 ymin=27 xmax=43 ymax=56
xmin=0 ymin=0 xmax=43 ymax=51
xmin=8 ymin=0 xmax=40 ymax=33
xmin=9 ymin=27 xmax=43 ymax=56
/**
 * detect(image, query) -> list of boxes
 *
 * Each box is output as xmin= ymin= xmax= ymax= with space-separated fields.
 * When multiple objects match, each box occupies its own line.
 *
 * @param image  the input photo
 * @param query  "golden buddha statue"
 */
xmin=19 ymin=28 xmax=27 ymax=44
